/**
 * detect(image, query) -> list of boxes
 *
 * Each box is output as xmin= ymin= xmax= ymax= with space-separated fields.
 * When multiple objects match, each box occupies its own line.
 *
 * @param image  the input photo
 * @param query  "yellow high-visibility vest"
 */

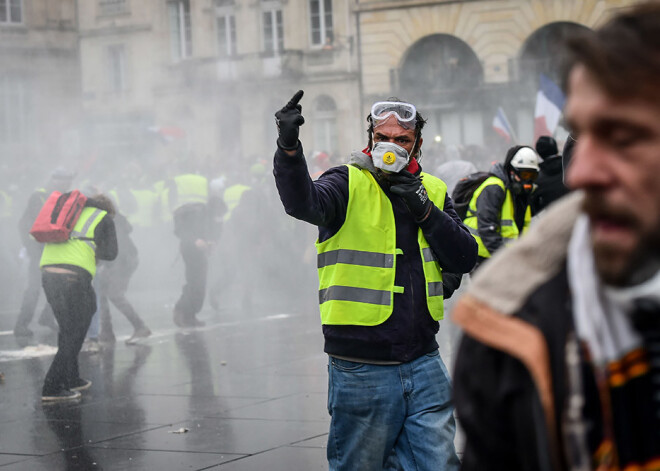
xmin=40 ymin=207 xmax=107 ymax=277
xmin=463 ymin=176 xmax=530 ymax=258
xmin=316 ymin=165 xmax=446 ymax=326
xmin=173 ymin=174 xmax=208 ymax=211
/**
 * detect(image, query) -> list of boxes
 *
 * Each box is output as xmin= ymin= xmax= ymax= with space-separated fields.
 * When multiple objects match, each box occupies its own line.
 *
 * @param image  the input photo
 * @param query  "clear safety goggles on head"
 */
xmin=371 ymin=101 xmax=417 ymax=130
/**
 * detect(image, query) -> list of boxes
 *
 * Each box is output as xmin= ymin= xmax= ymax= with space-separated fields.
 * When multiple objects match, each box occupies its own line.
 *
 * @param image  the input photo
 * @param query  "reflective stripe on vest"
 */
xmin=174 ymin=174 xmax=208 ymax=210
xmin=463 ymin=176 xmax=531 ymax=258
xmin=318 ymin=249 xmax=395 ymax=269
xmin=40 ymin=207 xmax=107 ymax=277
xmin=316 ymin=165 xmax=446 ymax=326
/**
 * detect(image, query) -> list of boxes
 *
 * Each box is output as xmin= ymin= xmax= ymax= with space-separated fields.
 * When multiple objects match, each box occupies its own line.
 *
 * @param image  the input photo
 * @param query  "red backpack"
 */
xmin=30 ymin=190 xmax=88 ymax=243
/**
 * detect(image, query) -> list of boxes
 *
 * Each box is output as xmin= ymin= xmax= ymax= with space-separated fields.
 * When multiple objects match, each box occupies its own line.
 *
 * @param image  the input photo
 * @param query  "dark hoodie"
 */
xmin=531 ymin=155 xmax=570 ymax=215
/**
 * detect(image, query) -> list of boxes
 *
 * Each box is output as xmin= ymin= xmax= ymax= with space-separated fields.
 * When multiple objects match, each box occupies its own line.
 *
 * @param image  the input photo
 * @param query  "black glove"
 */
xmin=275 ymin=90 xmax=305 ymax=151
xmin=389 ymin=170 xmax=433 ymax=221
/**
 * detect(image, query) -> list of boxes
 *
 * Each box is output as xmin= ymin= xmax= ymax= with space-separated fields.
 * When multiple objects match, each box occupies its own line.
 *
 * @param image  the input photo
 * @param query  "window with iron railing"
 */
xmin=0 ymin=0 xmax=22 ymax=24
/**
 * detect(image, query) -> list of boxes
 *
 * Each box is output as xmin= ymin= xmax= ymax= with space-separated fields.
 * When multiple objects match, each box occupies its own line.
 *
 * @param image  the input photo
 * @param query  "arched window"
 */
xmin=519 ymin=22 xmax=591 ymax=86
xmin=398 ymin=35 xmax=483 ymax=148
xmin=313 ymin=95 xmax=337 ymax=155
xmin=516 ymin=22 xmax=592 ymax=142
xmin=399 ymin=34 xmax=482 ymax=94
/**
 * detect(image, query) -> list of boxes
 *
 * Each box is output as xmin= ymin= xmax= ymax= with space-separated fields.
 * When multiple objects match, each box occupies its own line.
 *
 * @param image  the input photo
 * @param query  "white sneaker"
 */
xmin=82 ymin=339 xmax=101 ymax=353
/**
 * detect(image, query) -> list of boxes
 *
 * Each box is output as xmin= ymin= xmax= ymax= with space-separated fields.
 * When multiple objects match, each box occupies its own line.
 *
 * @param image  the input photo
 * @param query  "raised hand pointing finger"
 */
xmin=275 ymin=90 xmax=305 ymax=151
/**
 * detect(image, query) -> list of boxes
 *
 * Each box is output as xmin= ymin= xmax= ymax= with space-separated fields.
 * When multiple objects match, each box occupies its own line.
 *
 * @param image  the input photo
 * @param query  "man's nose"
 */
xmin=565 ymin=135 xmax=613 ymax=190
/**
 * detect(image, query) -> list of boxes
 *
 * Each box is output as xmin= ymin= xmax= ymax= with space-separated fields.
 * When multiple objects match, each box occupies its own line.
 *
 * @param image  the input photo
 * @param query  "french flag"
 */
xmin=492 ymin=107 xmax=514 ymax=142
xmin=534 ymin=74 xmax=566 ymax=141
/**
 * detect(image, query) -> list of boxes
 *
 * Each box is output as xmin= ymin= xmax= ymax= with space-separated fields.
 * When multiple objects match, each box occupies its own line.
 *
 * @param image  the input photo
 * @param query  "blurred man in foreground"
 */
xmin=453 ymin=3 xmax=660 ymax=469
xmin=273 ymin=92 xmax=476 ymax=470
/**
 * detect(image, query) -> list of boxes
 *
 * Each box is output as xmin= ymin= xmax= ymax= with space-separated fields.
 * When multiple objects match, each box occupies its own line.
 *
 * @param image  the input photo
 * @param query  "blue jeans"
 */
xmin=327 ymin=350 xmax=460 ymax=471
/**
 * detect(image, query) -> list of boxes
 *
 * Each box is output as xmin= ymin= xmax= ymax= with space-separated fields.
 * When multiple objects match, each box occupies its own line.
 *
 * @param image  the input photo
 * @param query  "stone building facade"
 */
xmin=0 ymin=0 xmax=643 ymax=176
xmin=355 ymin=0 xmax=641 ymax=163
xmin=0 ymin=0 xmax=79 ymax=174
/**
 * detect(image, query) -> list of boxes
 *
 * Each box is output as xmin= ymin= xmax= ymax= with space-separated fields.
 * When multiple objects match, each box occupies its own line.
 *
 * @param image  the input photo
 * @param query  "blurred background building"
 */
xmin=0 ymin=1 xmax=79 ymax=176
xmin=0 ymin=0 xmax=643 ymax=174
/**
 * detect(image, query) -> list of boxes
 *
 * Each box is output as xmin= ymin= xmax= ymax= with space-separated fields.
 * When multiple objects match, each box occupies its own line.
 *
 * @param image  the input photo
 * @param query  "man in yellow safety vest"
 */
xmin=463 ymin=145 xmax=540 ymax=271
xmin=273 ymin=91 xmax=477 ymax=470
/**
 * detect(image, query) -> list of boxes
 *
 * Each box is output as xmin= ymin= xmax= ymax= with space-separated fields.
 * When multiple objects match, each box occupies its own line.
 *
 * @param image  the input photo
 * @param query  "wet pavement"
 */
xmin=0 ymin=287 xmax=464 ymax=470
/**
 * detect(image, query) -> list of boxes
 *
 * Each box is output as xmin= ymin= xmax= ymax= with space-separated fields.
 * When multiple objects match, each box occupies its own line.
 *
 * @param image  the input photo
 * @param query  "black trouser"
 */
xmin=15 ymin=253 xmax=55 ymax=329
xmin=97 ymin=266 xmax=145 ymax=334
xmin=41 ymin=270 xmax=96 ymax=395
xmin=174 ymin=239 xmax=207 ymax=321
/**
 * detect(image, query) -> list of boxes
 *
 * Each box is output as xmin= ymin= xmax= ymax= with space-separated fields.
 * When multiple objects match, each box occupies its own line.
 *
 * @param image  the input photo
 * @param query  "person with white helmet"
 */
xmin=463 ymin=145 xmax=540 ymax=270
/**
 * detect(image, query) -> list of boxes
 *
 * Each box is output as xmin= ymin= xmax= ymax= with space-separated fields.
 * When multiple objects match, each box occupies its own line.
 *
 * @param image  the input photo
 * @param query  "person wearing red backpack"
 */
xmin=40 ymin=194 xmax=117 ymax=402
xmin=14 ymin=168 xmax=74 ymax=338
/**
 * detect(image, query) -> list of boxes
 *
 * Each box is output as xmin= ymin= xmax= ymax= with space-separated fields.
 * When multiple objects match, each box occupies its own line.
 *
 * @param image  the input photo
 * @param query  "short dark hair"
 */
xmin=366 ymin=97 xmax=427 ymax=155
xmin=565 ymin=2 xmax=660 ymax=103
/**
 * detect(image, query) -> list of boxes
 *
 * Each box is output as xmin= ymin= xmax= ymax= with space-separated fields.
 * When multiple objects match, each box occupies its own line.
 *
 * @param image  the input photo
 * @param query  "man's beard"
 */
xmin=584 ymin=194 xmax=660 ymax=286
xmin=594 ymin=240 xmax=660 ymax=286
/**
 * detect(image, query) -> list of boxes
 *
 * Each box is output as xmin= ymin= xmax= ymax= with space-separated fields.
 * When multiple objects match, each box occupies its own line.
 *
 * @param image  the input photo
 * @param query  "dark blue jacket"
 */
xmin=273 ymin=145 xmax=477 ymax=362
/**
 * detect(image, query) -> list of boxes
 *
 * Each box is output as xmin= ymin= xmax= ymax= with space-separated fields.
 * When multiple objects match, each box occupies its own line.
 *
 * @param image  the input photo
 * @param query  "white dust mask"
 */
xmin=371 ymin=142 xmax=410 ymax=173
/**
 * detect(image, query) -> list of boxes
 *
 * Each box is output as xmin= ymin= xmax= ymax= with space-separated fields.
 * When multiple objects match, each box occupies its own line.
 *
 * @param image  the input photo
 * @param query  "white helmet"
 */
xmin=509 ymin=147 xmax=540 ymax=172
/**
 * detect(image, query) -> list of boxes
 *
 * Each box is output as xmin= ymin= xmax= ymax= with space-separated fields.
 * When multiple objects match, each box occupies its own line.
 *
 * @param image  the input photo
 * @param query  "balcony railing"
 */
xmin=99 ymin=0 xmax=129 ymax=16
xmin=168 ymin=46 xmax=354 ymax=87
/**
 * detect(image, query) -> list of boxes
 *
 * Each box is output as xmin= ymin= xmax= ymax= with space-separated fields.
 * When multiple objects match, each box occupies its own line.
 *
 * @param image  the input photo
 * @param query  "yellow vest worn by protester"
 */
xmin=40 ymin=206 xmax=108 ymax=277
xmin=316 ymin=165 xmax=446 ymax=326
xmin=223 ymin=184 xmax=251 ymax=222
xmin=128 ymin=188 xmax=159 ymax=228
xmin=173 ymin=174 xmax=208 ymax=211
xmin=463 ymin=176 xmax=531 ymax=258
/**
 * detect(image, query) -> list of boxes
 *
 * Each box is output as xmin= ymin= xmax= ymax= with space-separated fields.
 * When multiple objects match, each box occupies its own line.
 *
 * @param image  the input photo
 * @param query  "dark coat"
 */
xmin=453 ymin=193 xmax=660 ymax=470
xmin=531 ymin=155 xmax=570 ymax=215
xmin=454 ymin=267 xmax=572 ymax=471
